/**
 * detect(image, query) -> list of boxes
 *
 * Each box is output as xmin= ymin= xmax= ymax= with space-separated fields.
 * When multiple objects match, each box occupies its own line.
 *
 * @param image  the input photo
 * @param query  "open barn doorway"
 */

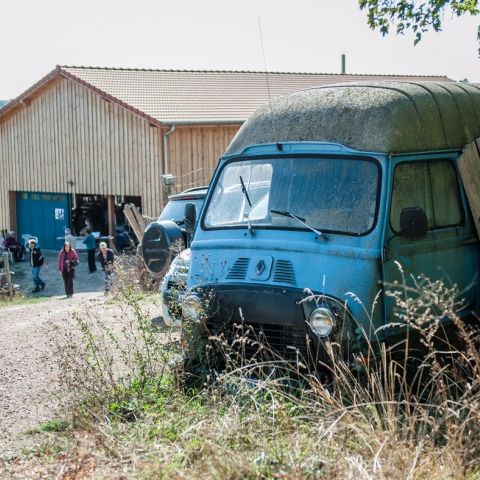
xmin=71 ymin=194 xmax=142 ymax=252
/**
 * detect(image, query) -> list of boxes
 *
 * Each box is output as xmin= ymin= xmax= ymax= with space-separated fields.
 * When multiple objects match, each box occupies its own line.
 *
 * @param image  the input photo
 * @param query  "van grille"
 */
xmin=207 ymin=320 xmax=308 ymax=361
xmin=226 ymin=257 xmax=250 ymax=280
xmin=272 ymin=260 xmax=296 ymax=285
xmin=244 ymin=323 xmax=307 ymax=360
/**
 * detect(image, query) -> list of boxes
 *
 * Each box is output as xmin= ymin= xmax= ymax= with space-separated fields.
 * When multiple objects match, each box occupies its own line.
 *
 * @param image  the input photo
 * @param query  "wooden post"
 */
xmin=107 ymin=195 xmax=116 ymax=249
xmin=458 ymin=139 xmax=480 ymax=238
xmin=123 ymin=204 xmax=147 ymax=243
xmin=3 ymin=252 xmax=13 ymax=297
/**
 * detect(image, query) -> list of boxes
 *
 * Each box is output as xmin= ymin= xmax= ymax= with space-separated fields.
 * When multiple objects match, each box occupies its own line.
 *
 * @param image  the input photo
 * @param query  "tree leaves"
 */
xmin=358 ymin=0 xmax=479 ymax=46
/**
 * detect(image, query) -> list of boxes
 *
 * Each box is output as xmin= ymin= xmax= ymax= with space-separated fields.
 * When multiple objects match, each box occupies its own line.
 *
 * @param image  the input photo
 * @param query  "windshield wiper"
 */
xmin=239 ymin=176 xmax=254 ymax=234
xmin=270 ymin=209 xmax=325 ymax=239
xmin=239 ymin=176 xmax=252 ymax=207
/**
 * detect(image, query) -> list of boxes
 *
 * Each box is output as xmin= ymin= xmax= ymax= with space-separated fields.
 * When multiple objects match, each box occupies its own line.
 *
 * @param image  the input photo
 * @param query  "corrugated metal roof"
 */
xmin=59 ymin=66 xmax=452 ymax=124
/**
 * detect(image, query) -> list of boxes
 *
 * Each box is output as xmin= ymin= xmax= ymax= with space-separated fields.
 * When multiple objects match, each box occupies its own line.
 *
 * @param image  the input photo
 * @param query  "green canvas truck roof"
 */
xmin=226 ymin=81 xmax=480 ymax=156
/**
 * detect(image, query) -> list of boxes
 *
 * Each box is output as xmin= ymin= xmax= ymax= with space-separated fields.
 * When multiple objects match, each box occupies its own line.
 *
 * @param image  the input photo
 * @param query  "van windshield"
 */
xmin=203 ymin=157 xmax=379 ymax=235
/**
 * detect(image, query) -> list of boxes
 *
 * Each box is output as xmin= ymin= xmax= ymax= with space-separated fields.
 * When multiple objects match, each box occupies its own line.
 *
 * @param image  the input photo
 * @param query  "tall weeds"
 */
xmin=54 ymin=269 xmax=480 ymax=479
xmin=55 ymin=277 xmax=178 ymax=424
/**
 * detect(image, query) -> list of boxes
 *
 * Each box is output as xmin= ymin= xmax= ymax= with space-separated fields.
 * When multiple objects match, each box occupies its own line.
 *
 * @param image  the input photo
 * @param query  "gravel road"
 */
xmin=0 ymin=252 xmax=162 ymax=460
xmin=0 ymin=292 xmax=106 ymax=455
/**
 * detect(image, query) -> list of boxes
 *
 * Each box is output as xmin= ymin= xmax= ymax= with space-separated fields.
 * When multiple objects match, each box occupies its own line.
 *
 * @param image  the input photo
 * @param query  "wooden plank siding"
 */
xmin=166 ymin=125 xmax=240 ymax=192
xmin=0 ymin=76 xmax=241 ymax=230
xmin=0 ymin=77 xmax=166 ymax=228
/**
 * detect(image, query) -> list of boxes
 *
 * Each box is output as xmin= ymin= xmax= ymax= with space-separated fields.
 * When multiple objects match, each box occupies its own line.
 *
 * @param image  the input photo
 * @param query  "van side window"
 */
xmin=390 ymin=160 xmax=462 ymax=232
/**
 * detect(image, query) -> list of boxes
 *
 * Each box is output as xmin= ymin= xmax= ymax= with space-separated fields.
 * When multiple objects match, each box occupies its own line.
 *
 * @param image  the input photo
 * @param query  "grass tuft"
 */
xmin=32 ymin=419 xmax=69 ymax=434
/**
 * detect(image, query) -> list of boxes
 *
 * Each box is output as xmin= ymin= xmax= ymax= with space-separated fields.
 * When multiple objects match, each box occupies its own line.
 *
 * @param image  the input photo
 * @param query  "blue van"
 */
xmin=170 ymin=82 xmax=480 ymax=363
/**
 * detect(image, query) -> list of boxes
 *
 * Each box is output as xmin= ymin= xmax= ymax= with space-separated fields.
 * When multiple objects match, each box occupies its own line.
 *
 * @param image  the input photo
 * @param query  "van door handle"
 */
xmin=382 ymin=247 xmax=392 ymax=262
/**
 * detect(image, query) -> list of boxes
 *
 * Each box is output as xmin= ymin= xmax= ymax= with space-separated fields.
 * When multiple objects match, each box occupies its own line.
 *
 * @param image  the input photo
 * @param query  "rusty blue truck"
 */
xmin=161 ymin=81 xmax=480 ymax=364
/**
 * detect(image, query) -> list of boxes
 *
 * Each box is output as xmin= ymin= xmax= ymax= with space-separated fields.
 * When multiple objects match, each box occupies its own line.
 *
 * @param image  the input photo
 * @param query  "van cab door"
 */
xmin=382 ymin=157 xmax=478 ymax=329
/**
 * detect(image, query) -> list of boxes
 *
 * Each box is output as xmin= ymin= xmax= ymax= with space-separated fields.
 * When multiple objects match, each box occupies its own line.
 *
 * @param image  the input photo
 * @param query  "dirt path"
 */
xmin=0 ymin=292 xmax=106 ymax=455
xmin=1 ymin=250 xmax=110 ymax=458
xmin=0 ymin=250 xmax=164 ymax=477
xmin=0 ymin=290 xmax=163 ymax=461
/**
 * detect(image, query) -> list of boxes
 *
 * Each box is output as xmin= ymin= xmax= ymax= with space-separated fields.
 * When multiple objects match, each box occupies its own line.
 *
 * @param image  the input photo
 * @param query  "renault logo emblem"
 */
xmin=256 ymin=260 xmax=266 ymax=276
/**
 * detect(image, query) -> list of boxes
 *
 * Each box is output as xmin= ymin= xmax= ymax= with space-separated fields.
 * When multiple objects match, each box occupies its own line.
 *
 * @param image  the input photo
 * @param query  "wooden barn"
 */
xmin=0 ymin=66 xmax=450 ymax=249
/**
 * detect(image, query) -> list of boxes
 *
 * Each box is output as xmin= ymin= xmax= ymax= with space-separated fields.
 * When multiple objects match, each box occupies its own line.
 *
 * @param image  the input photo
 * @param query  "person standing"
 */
xmin=28 ymin=238 xmax=46 ymax=292
xmin=97 ymin=242 xmax=115 ymax=292
xmin=57 ymin=242 xmax=79 ymax=298
xmin=82 ymin=228 xmax=97 ymax=273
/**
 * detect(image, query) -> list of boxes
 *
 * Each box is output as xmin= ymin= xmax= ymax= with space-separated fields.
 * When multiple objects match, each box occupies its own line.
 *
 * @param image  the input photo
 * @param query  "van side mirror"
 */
xmin=400 ymin=207 xmax=428 ymax=240
xmin=184 ymin=203 xmax=197 ymax=234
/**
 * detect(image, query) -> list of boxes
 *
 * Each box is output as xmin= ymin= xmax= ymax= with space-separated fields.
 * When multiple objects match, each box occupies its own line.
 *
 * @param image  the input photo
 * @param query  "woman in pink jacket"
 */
xmin=57 ymin=242 xmax=79 ymax=298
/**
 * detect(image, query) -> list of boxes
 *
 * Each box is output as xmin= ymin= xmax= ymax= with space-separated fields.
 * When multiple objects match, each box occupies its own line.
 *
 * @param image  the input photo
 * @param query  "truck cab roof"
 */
xmin=226 ymin=81 xmax=480 ymax=156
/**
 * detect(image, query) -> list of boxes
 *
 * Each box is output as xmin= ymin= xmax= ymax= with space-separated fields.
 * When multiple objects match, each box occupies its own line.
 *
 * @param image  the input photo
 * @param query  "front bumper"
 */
xmin=195 ymin=284 xmax=354 ymax=364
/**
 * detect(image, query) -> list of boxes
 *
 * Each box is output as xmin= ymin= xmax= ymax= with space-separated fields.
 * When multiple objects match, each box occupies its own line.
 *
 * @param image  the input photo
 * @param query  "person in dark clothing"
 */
xmin=3 ymin=231 xmax=25 ymax=262
xmin=97 ymin=241 xmax=115 ymax=292
xmin=82 ymin=229 xmax=97 ymax=273
xmin=28 ymin=238 xmax=46 ymax=292
xmin=57 ymin=242 xmax=79 ymax=298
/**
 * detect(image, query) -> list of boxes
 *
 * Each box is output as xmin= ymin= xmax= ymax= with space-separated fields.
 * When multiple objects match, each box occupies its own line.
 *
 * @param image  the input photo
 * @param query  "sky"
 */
xmin=0 ymin=0 xmax=479 ymax=100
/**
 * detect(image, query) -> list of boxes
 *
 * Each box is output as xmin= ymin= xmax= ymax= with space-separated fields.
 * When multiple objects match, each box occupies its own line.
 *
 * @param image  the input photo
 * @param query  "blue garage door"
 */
xmin=16 ymin=192 xmax=70 ymax=250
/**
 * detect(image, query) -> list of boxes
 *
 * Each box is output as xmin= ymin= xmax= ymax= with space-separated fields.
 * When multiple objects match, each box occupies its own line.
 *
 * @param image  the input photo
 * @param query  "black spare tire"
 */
xmin=141 ymin=220 xmax=183 ymax=278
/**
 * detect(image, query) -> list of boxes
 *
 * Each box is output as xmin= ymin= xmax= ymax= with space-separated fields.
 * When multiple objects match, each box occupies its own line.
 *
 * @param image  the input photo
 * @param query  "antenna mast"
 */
xmin=258 ymin=17 xmax=279 ymax=144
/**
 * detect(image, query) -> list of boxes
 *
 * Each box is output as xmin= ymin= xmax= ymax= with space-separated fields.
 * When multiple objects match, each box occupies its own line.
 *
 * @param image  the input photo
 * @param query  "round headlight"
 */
xmin=309 ymin=307 xmax=335 ymax=338
xmin=182 ymin=294 xmax=202 ymax=322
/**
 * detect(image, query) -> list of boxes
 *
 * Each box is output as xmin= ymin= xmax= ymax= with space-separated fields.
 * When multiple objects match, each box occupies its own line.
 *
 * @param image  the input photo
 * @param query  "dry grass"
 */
xmin=110 ymin=252 xmax=159 ymax=296
xmin=6 ymin=264 xmax=480 ymax=479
